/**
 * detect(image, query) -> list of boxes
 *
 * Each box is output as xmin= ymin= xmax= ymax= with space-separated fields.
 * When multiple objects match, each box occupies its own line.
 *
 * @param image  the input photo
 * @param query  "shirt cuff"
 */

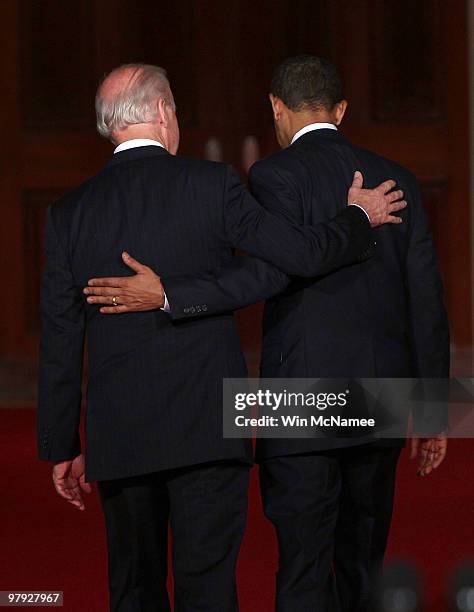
xmin=349 ymin=203 xmax=371 ymax=223
xmin=161 ymin=292 xmax=171 ymax=313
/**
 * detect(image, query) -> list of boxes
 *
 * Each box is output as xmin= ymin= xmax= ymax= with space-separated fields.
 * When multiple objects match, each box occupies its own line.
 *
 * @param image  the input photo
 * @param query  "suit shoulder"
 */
xmin=351 ymin=145 xmax=418 ymax=187
xmin=251 ymin=146 xmax=301 ymax=172
xmin=49 ymin=175 xmax=98 ymax=224
xmin=107 ymin=152 xmax=228 ymax=183
xmin=249 ymin=148 xmax=302 ymax=186
xmin=172 ymin=155 xmax=228 ymax=179
xmin=165 ymin=156 xmax=232 ymax=195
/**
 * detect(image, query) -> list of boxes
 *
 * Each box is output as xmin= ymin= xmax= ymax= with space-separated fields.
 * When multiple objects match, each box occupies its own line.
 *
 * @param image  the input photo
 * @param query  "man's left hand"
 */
xmin=410 ymin=435 xmax=448 ymax=476
xmin=84 ymin=252 xmax=164 ymax=313
xmin=52 ymin=454 xmax=91 ymax=511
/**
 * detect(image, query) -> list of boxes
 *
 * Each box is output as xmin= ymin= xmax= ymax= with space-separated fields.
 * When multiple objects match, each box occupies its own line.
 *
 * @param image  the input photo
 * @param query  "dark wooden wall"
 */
xmin=0 ymin=0 xmax=471 ymax=362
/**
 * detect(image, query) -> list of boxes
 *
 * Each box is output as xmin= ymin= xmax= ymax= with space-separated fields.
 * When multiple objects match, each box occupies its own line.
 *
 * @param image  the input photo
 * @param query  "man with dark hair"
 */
xmin=83 ymin=56 xmax=448 ymax=611
xmin=270 ymin=55 xmax=343 ymax=112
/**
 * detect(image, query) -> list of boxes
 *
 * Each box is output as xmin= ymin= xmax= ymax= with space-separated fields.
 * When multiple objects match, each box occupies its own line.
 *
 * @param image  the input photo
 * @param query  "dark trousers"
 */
xmin=260 ymin=444 xmax=401 ymax=612
xmin=97 ymin=460 xmax=250 ymax=612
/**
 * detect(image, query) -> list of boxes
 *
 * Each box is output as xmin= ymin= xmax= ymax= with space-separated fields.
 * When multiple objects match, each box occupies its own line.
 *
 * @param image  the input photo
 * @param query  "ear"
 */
xmin=157 ymin=98 xmax=168 ymax=126
xmin=269 ymin=94 xmax=282 ymax=121
xmin=333 ymin=100 xmax=348 ymax=125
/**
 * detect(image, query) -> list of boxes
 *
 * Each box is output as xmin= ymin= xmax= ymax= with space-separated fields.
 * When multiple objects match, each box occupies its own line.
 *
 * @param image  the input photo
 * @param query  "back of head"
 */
xmin=95 ymin=63 xmax=173 ymax=142
xmin=270 ymin=55 xmax=343 ymax=113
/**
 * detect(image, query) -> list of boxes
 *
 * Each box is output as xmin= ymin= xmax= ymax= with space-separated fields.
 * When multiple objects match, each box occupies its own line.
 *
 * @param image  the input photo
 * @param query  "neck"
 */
xmin=113 ymin=126 xmax=164 ymax=147
xmin=290 ymin=113 xmax=334 ymax=138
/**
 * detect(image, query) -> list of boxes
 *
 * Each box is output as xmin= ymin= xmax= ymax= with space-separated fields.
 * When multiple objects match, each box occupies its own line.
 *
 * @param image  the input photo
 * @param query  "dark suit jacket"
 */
xmin=164 ymin=129 xmax=450 ymax=458
xmin=37 ymin=144 xmax=373 ymax=481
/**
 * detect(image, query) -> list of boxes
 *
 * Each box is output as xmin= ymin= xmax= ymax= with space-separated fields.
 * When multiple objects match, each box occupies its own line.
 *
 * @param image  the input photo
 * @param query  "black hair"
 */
xmin=270 ymin=55 xmax=343 ymax=112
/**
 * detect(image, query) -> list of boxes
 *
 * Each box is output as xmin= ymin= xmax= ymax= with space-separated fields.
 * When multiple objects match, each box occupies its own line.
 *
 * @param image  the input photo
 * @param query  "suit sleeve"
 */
xmin=163 ymin=255 xmax=290 ymax=320
xmin=163 ymin=162 xmax=372 ymax=320
xmin=405 ymin=179 xmax=450 ymax=377
xmin=404 ymin=179 xmax=450 ymax=434
xmin=248 ymin=160 xmax=305 ymax=224
xmin=222 ymin=164 xmax=374 ymax=277
xmin=37 ymin=206 xmax=86 ymax=462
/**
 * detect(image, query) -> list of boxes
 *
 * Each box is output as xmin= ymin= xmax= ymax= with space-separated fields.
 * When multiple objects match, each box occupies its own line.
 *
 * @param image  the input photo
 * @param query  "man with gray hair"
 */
xmin=95 ymin=64 xmax=177 ymax=144
xmin=37 ymin=63 xmax=405 ymax=611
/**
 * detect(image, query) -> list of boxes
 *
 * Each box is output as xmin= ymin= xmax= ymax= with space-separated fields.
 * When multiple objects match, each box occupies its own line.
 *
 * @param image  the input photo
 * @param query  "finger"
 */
xmin=69 ymin=485 xmax=84 ymax=506
xmin=424 ymin=449 xmax=437 ymax=474
xmin=53 ymin=477 xmax=74 ymax=500
xmin=387 ymin=200 xmax=407 ymax=212
xmin=375 ymin=179 xmax=397 ymax=194
xmin=86 ymin=295 xmax=130 ymax=305
xmin=68 ymin=496 xmax=85 ymax=510
xmin=85 ymin=287 xmax=124 ymax=298
xmin=410 ymin=438 xmax=419 ymax=460
xmin=418 ymin=451 xmax=429 ymax=473
xmin=420 ymin=454 xmax=435 ymax=475
xmin=418 ymin=463 xmax=430 ymax=476
xmin=99 ymin=305 xmax=132 ymax=314
xmin=88 ymin=278 xmax=127 ymax=288
xmin=383 ymin=215 xmax=403 ymax=225
xmin=385 ymin=190 xmax=404 ymax=203
xmin=417 ymin=443 xmax=430 ymax=466
xmin=66 ymin=483 xmax=86 ymax=509
xmin=418 ymin=442 xmax=434 ymax=473
xmin=66 ymin=482 xmax=81 ymax=501
xmin=433 ymin=448 xmax=447 ymax=469
xmin=351 ymin=171 xmax=363 ymax=189
xmin=122 ymin=251 xmax=148 ymax=274
xmin=55 ymin=483 xmax=74 ymax=500
xmin=79 ymin=475 xmax=92 ymax=494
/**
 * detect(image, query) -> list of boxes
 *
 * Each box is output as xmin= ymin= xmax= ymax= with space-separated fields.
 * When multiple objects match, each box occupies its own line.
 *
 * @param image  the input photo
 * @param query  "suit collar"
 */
xmin=106 ymin=145 xmax=170 ymax=168
xmin=114 ymin=138 xmax=165 ymax=154
xmin=291 ymin=122 xmax=337 ymax=144
xmin=291 ymin=128 xmax=347 ymax=147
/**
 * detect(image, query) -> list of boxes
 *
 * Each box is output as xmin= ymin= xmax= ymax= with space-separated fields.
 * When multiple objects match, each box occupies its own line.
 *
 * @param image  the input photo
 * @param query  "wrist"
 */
xmin=349 ymin=203 xmax=371 ymax=223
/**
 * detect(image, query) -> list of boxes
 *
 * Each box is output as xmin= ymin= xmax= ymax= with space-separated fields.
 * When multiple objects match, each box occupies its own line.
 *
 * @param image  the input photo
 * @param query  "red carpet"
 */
xmin=1 ymin=408 xmax=473 ymax=611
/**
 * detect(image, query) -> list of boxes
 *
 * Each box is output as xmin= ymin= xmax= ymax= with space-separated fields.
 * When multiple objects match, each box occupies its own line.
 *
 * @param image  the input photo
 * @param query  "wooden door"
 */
xmin=0 ymin=0 xmax=470 ymax=364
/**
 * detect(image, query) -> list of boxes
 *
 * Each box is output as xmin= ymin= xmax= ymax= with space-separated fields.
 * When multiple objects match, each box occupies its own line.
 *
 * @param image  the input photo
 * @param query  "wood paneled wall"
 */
xmin=0 ymin=0 xmax=471 ymax=361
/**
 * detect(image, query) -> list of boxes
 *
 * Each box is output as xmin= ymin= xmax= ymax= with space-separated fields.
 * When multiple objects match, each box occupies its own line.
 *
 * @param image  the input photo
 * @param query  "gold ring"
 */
xmin=112 ymin=296 xmax=119 ymax=306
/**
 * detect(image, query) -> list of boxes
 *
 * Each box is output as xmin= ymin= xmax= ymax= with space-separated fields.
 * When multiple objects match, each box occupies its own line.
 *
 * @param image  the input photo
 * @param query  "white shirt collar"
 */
xmin=290 ymin=122 xmax=337 ymax=145
xmin=114 ymin=138 xmax=165 ymax=154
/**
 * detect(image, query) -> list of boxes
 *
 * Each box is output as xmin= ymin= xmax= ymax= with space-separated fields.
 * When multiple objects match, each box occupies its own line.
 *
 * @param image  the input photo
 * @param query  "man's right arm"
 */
xmin=163 ymin=255 xmax=290 ymax=319
xmin=161 ymin=164 xmax=403 ymax=319
xmin=220 ymin=164 xmax=402 ymax=277
xmin=84 ymin=164 xmax=406 ymax=316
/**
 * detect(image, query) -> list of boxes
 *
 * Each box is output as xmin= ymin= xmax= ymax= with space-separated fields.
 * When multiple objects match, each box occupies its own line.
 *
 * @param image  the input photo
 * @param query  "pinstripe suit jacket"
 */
xmin=37 ymin=144 xmax=372 ymax=481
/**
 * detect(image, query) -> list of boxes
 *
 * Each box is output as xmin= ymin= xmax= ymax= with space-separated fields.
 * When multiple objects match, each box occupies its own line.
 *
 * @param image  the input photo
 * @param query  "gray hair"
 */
xmin=95 ymin=63 xmax=173 ymax=140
